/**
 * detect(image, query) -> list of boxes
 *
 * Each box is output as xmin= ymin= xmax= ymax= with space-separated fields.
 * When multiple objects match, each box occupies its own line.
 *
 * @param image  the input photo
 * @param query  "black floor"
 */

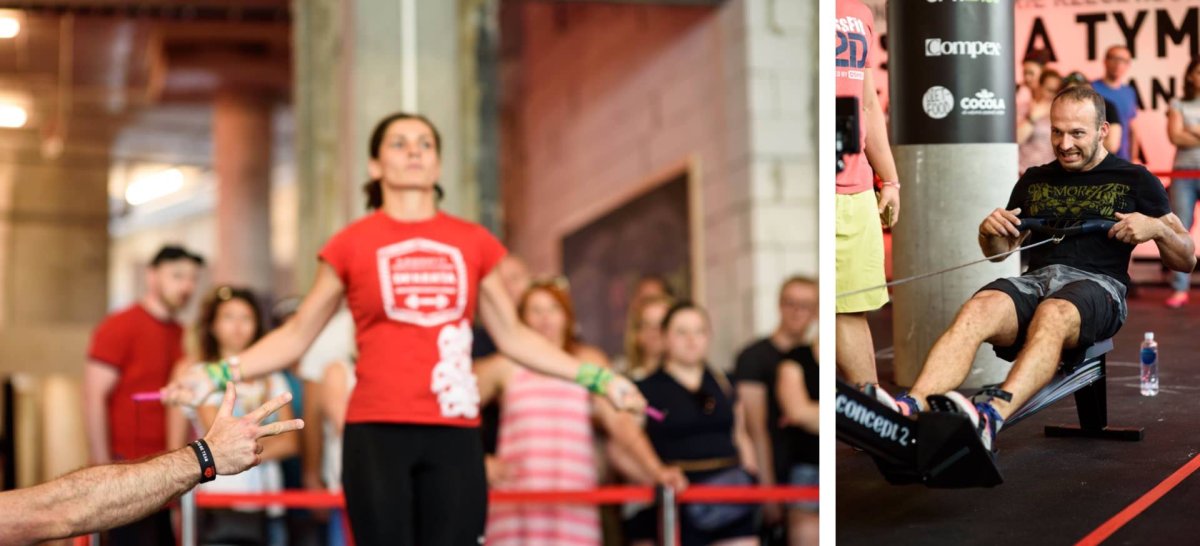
xmin=837 ymin=285 xmax=1200 ymax=545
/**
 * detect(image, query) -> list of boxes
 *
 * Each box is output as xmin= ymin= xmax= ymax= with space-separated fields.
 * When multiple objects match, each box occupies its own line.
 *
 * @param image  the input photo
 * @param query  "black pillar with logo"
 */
xmin=889 ymin=0 xmax=1015 ymax=145
xmin=887 ymin=0 xmax=1020 ymax=388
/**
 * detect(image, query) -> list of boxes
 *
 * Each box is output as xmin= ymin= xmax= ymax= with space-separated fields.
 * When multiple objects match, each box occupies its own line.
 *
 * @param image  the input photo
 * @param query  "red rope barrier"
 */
xmin=1152 ymin=170 xmax=1200 ymax=179
xmin=193 ymin=485 xmax=819 ymax=509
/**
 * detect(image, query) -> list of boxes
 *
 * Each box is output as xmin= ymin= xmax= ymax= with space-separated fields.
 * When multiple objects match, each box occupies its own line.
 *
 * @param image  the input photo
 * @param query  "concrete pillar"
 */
xmin=213 ymin=88 xmax=273 ymax=295
xmin=292 ymin=0 xmax=474 ymax=288
xmin=889 ymin=1 xmax=1018 ymax=387
xmin=742 ymin=0 xmax=818 ymax=339
xmin=0 ymin=125 xmax=110 ymax=378
xmin=891 ymin=146 xmax=1019 ymax=387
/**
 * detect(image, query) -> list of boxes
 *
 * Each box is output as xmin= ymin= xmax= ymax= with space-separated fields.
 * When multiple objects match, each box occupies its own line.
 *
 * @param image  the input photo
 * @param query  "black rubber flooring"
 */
xmin=837 ymin=285 xmax=1200 ymax=545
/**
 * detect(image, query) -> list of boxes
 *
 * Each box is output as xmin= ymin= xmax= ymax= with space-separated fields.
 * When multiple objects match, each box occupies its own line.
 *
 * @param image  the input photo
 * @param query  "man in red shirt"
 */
xmin=84 ymin=244 xmax=203 ymax=544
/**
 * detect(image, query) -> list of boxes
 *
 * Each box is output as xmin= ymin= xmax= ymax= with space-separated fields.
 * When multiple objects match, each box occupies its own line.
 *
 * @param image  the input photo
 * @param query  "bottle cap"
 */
xmin=1145 ymin=332 xmax=1154 ymax=341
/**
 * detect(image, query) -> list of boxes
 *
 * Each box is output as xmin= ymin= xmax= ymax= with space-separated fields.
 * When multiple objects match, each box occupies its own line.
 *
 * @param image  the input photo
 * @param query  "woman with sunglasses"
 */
xmin=163 ymin=112 xmax=646 ymax=546
xmin=626 ymin=301 xmax=759 ymax=546
xmin=182 ymin=286 xmax=297 ymax=545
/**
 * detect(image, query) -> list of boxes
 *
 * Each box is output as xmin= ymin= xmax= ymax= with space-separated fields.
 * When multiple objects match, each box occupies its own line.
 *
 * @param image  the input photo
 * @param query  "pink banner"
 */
xmin=862 ymin=0 xmax=1197 ymax=173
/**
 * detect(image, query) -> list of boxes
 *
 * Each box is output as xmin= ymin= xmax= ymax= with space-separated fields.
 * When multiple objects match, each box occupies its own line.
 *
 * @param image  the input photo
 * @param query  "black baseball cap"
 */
xmin=150 ymin=245 xmax=205 ymax=267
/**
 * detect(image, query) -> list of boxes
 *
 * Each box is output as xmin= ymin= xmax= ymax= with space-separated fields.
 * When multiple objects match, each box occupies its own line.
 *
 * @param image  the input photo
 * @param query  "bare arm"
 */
xmin=978 ymin=207 xmax=1029 ymax=260
xmin=240 ymin=263 xmax=345 ymax=379
xmin=164 ymin=263 xmax=345 ymax=406
xmin=1130 ymin=121 xmax=1141 ymax=163
xmin=478 ymin=272 xmax=581 ymax=383
xmin=862 ymin=67 xmax=897 ymax=183
xmin=0 ymin=386 xmax=302 ymax=546
xmin=863 ymin=67 xmax=901 ymax=226
xmin=473 ymin=355 xmax=512 ymax=408
xmin=300 ymin=380 xmax=325 ymax=489
xmin=586 ymin=350 xmax=685 ymax=490
xmin=1105 ymin=123 xmax=1123 ymax=155
xmin=321 ymin=363 xmax=352 ymax=438
xmin=83 ymin=362 xmax=118 ymax=464
xmin=734 ymin=400 xmax=758 ymax=473
xmin=1017 ymin=101 xmax=1048 ymax=144
xmin=478 ymin=271 xmax=646 ymax=413
xmin=605 ymin=440 xmax=655 ymax=484
xmin=1016 ymin=115 xmax=1036 ymax=144
xmin=1108 ymin=212 xmax=1196 ymax=273
xmin=166 ymin=361 xmax=194 ymax=451
xmin=0 ymin=447 xmax=199 ymax=545
xmin=776 ymin=361 xmax=819 ymax=434
xmin=737 ymin=383 xmax=775 ymax=488
xmin=1167 ymin=109 xmax=1200 ymax=148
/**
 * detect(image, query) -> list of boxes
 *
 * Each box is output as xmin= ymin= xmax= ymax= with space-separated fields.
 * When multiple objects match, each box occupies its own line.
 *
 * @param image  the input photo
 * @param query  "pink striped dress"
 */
xmin=485 ymin=365 xmax=600 ymax=546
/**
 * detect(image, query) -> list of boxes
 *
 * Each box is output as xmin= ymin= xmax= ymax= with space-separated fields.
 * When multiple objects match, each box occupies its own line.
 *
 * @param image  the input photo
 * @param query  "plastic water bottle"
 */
xmin=1140 ymin=332 xmax=1159 ymax=396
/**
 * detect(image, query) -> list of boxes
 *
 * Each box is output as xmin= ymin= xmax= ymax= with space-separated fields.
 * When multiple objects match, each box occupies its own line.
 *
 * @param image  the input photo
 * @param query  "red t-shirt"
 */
xmin=835 ymin=0 xmax=876 ymax=195
xmin=87 ymin=304 xmax=183 ymax=460
xmin=320 ymin=211 xmax=507 ymax=427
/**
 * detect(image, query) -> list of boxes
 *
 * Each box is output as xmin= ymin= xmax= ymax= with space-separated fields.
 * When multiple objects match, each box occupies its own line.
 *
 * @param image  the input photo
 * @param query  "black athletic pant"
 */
xmin=343 ymin=423 xmax=487 ymax=546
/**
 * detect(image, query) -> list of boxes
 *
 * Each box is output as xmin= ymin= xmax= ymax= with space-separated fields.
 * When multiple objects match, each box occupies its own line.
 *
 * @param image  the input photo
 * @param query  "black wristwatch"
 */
xmin=189 ymin=439 xmax=217 ymax=483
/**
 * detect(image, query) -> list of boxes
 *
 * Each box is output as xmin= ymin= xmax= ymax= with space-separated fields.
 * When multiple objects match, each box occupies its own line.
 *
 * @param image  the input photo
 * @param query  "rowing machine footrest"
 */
xmin=915 ymin=411 xmax=1003 ymax=488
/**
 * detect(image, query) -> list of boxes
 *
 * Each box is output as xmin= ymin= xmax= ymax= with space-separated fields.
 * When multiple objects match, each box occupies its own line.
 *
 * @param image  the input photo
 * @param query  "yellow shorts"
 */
xmin=836 ymin=190 xmax=889 ymax=313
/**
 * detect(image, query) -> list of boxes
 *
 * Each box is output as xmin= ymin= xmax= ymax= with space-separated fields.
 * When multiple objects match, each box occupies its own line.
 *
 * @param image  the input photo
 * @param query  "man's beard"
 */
xmin=1059 ymin=140 xmax=1100 ymax=171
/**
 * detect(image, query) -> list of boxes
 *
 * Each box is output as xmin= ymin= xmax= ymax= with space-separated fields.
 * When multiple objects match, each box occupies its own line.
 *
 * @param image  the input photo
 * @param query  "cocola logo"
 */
xmin=924 ymin=38 xmax=1002 ymax=58
xmin=960 ymin=89 xmax=1006 ymax=116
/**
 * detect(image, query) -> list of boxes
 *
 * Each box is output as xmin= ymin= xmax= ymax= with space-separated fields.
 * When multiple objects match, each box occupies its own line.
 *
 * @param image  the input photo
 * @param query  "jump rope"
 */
xmin=835 ymin=218 xmax=1117 ymax=299
xmin=134 ymin=391 xmax=668 ymax=420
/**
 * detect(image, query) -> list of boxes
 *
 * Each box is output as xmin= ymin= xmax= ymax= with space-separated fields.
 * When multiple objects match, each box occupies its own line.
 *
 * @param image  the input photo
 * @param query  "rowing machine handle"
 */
xmin=1016 ymin=218 xmax=1116 ymax=236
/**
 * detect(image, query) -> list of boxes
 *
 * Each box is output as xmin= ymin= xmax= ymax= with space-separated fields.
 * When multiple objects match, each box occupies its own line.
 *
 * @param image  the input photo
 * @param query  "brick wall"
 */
xmin=501 ymin=0 xmax=815 ymax=364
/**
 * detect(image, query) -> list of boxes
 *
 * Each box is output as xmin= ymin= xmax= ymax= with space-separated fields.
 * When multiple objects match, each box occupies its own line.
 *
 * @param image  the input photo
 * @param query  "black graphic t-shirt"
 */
xmin=1008 ymin=154 xmax=1170 ymax=288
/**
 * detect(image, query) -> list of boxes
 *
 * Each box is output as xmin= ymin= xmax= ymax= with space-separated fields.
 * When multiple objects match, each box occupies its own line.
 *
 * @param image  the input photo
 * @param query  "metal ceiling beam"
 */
xmin=0 ymin=2 xmax=289 ymax=22
xmin=531 ymin=0 xmax=724 ymax=5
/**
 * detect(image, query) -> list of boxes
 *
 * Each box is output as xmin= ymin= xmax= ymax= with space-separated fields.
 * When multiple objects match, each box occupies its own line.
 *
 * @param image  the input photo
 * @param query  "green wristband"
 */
xmin=575 ymin=362 xmax=613 ymax=395
xmin=204 ymin=362 xmax=232 ymax=391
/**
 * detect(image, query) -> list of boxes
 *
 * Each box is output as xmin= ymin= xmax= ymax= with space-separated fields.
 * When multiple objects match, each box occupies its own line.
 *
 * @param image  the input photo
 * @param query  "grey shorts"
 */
xmin=978 ymin=264 xmax=1126 ymax=367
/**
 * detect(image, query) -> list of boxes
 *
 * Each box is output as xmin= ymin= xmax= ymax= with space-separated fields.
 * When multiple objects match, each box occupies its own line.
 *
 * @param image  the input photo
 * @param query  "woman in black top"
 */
xmin=627 ymin=301 xmax=759 ymax=546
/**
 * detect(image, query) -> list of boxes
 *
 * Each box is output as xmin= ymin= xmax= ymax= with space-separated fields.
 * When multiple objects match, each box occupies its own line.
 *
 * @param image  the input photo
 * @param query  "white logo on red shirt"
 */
xmin=376 ymin=239 xmax=468 ymax=327
xmin=431 ymin=319 xmax=479 ymax=419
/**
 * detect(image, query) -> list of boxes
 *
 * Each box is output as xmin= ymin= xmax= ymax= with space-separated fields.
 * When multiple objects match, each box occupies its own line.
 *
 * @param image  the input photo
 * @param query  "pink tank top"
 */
xmin=485 ymin=366 xmax=600 ymax=546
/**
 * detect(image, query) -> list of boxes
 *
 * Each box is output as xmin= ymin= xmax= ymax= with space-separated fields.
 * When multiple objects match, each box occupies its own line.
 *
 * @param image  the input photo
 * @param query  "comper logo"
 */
xmin=922 ymin=86 xmax=954 ymax=119
xmin=925 ymin=38 xmax=1002 ymax=58
xmin=961 ymin=88 xmax=1006 ymax=116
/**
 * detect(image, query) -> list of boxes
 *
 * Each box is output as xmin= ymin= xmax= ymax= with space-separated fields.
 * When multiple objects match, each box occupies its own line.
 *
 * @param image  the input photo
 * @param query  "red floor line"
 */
xmin=1076 ymin=453 xmax=1200 ymax=545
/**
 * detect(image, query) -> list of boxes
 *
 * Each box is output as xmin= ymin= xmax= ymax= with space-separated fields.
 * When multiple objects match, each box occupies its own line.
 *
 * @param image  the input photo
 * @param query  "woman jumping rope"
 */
xmin=163 ymin=112 xmax=646 ymax=546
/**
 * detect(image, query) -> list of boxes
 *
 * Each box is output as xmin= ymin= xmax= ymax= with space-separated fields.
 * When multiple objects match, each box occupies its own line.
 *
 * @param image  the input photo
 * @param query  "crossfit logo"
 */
xmin=922 ymin=86 xmax=954 ymax=119
xmin=835 ymin=16 xmax=868 ymax=71
xmin=925 ymin=38 xmax=1001 ymax=59
xmin=376 ymin=238 xmax=467 ymax=327
xmin=960 ymin=89 xmax=1006 ymax=116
